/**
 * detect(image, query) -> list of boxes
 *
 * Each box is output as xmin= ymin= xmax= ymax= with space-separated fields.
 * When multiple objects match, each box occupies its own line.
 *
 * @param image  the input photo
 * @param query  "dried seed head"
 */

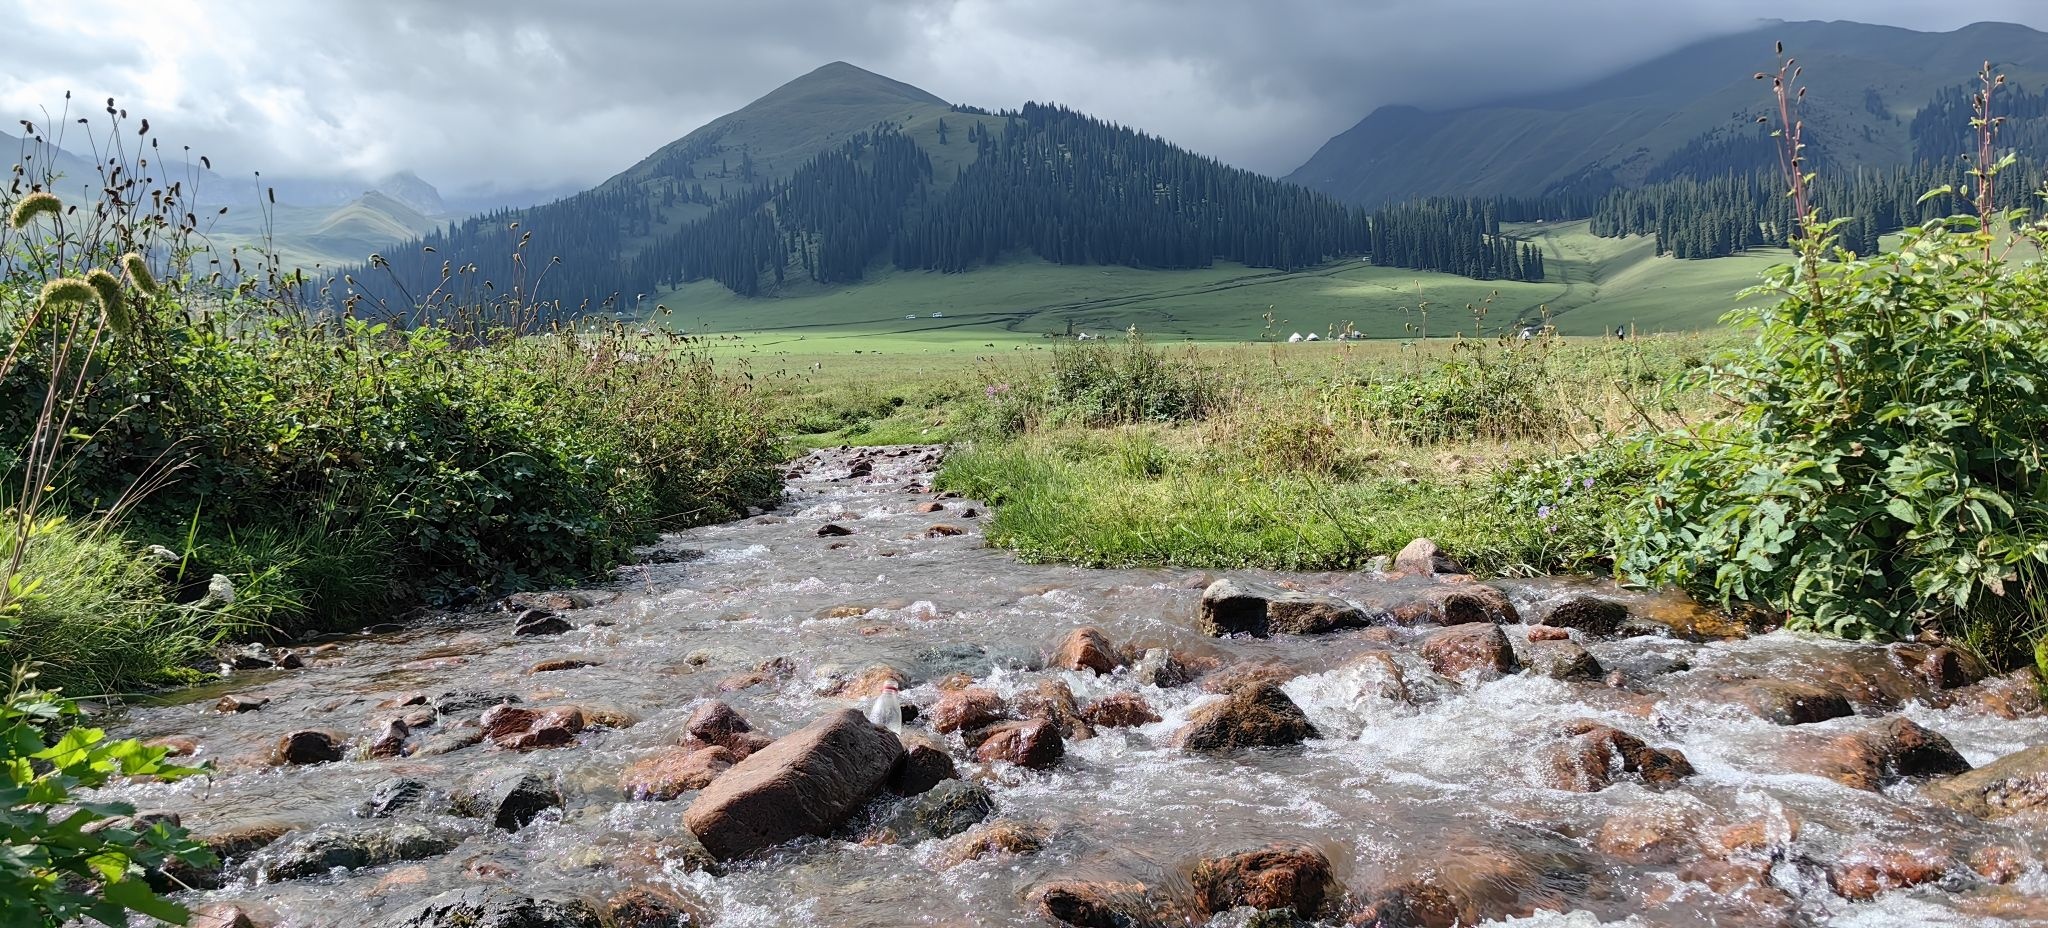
xmin=120 ymin=252 xmax=157 ymax=295
xmin=9 ymin=190 xmax=60 ymax=229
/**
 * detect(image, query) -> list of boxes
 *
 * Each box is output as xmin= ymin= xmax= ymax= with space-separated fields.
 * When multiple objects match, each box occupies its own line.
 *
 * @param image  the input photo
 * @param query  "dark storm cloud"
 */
xmin=4 ymin=0 xmax=2046 ymax=195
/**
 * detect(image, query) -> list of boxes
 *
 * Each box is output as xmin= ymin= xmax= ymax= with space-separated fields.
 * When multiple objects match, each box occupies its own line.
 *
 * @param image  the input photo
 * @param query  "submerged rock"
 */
xmin=359 ymin=777 xmax=431 ymax=818
xmin=621 ymin=746 xmax=736 ymax=801
xmin=1028 ymin=880 xmax=1154 ymax=928
xmin=1536 ymin=595 xmax=1629 ymax=635
xmin=1519 ymin=639 xmax=1602 ymax=680
xmin=1421 ymin=624 xmax=1515 ymax=682
xmin=271 ymin=729 xmax=345 ymax=766
xmin=1709 ymin=678 xmax=1853 ymax=725
xmin=262 ymin=822 xmax=459 ymax=881
xmin=1190 ymin=843 xmax=1333 ymax=917
xmin=942 ymin=819 xmax=1048 ymax=869
xmin=600 ymin=886 xmax=708 ymax=928
xmin=1083 ymin=692 xmax=1162 ymax=728
xmin=879 ymin=778 xmax=995 ymax=843
xmin=1132 ymin=647 xmax=1194 ymax=688
xmin=1543 ymin=720 xmax=1693 ymax=792
xmin=1828 ymin=843 xmax=1954 ymax=901
xmin=684 ymin=708 xmax=904 ymax=859
xmin=385 ymin=887 xmax=600 ymax=928
xmin=1174 ymin=682 xmax=1318 ymax=753
xmin=1198 ymin=578 xmax=1367 ymax=637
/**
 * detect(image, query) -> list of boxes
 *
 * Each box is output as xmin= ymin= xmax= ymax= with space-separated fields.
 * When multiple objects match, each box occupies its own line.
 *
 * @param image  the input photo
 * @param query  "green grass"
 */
xmin=660 ymin=221 xmax=1778 ymax=354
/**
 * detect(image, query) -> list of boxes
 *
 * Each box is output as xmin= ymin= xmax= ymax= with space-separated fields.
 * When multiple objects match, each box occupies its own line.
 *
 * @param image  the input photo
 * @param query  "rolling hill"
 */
xmin=1287 ymin=20 xmax=2048 ymax=206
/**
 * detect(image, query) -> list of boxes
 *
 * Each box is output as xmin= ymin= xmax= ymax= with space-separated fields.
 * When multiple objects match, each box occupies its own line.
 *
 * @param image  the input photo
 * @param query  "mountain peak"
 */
xmin=749 ymin=60 xmax=948 ymax=111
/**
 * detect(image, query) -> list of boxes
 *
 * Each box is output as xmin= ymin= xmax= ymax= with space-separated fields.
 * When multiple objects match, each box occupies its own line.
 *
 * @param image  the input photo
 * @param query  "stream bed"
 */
xmin=97 ymin=446 xmax=2048 ymax=928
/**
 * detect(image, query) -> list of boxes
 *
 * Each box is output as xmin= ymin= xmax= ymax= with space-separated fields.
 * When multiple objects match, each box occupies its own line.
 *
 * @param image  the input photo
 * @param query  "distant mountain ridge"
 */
xmin=1287 ymin=20 xmax=2048 ymax=206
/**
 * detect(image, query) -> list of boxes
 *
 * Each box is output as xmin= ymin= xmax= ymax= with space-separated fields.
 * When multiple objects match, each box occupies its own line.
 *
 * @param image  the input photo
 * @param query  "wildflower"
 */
xmin=985 ymin=385 xmax=997 ymax=398
xmin=120 ymin=252 xmax=157 ymax=295
xmin=1537 ymin=505 xmax=1553 ymax=520
xmin=1582 ymin=477 xmax=1595 ymax=490
xmin=37 ymin=277 xmax=94 ymax=309
xmin=86 ymin=268 xmax=132 ymax=334
xmin=8 ymin=191 xmax=60 ymax=229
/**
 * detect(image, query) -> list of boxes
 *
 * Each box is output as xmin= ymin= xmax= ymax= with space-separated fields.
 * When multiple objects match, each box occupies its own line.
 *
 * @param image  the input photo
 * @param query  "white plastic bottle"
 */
xmin=866 ymin=680 xmax=904 ymax=733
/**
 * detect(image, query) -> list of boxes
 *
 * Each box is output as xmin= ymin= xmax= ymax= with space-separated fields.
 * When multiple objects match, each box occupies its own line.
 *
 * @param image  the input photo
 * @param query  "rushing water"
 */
xmin=97 ymin=446 xmax=2047 ymax=927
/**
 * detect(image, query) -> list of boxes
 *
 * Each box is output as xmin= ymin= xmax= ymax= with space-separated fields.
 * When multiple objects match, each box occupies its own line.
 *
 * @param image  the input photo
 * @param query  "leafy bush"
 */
xmin=1358 ymin=343 xmax=1554 ymax=444
xmin=1044 ymin=335 xmax=1223 ymax=426
xmin=1619 ymin=209 xmax=2048 ymax=646
xmin=1496 ymin=440 xmax=1659 ymax=574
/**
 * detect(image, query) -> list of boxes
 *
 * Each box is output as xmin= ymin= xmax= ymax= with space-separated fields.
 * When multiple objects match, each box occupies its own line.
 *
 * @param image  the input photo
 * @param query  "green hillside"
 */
xmin=1287 ymin=20 xmax=2048 ymax=206
xmin=663 ymin=221 xmax=1775 ymax=354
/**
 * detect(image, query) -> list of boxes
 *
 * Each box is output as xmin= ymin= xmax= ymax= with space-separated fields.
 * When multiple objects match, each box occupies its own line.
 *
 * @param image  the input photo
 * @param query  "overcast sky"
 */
xmin=5 ymin=1 xmax=2046 ymax=197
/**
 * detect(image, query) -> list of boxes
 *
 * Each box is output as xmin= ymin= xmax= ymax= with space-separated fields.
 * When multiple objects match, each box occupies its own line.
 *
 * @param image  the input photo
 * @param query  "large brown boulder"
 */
xmin=1422 ymin=624 xmax=1515 ymax=682
xmin=888 ymin=733 xmax=958 ymax=796
xmin=1360 ymin=834 xmax=1581 ymax=928
xmin=1015 ymin=679 xmax=1095 ymax=741
xmin=1537 ymin=595 xmax=1629 ymax=635
xmin=1083 ymin=693 xmax=1162 ymax=729
xmin=1174 ymin=682 xmax=1318 ymax=753
xmin=1519 ymin=639 xmax=1602 ymax=680
xmin=1198 ymin=578 xmax=1366 ymax=637
xmin=975 ymin=720 xmax=1066 ymax=770
xmin=684 ymin=700 xmax=756 ymax=750
xmin=930 ymin=687 xmax=1008 ymax=734
xmin=1926 ymin=744 xmax=2048 ymax=821
xmin=1027 ymin=880 xmax=1153 ymax=928
xmin=683 ymin=709 xmax=904 ymax=859
xmin=1542 ymin=720 xmax=1693 ymax=792
xmin=1190 ymin=843 xmax=1333 ymax=916
xmin=1051 ymin=627 xmax=1123 ymax=674
xmin=480 ymin=705 xmax=587 ymax=751
xmin=1385 ymin=583 xmax=1521 ymax=627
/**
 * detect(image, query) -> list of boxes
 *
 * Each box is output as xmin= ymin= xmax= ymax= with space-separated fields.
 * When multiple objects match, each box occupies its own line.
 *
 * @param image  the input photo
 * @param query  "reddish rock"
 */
xmin=1594 ymin=810 xmax=1699 ymax=864
xmin=1199 ymin=578 xmax=1366 ymax=637
xmin=1014 ymin=679 xmax=1095 ymax=741
xmin=916 ymin=501 xmax=946 ymax=513
xmin=836 ymin=665 xmax=909 ymax=701
xmin=481 ymin=705 xmax=586 ymax=750
xmin=1519 ymin=639 xmax=1602 ymax=680
xmin=941 ymin=819 xmax=1047 ymax=869
xmin=188 ymin=903 xmax=262 ymax=928
xmin=601 ymin=886 xmax=708 ymax=928
xmin=976 ymin=719 xmax=1065 ymax=769
xmin=1828 ymin=844 xmax=1952 ymax=901
xmin=925 ymin=524 xmax=967 ymax=537
xmin=622 ymin=746 xmax=736 ymax=800
xmin=683 ymin=709 xmax=905 ymax=860
xmin=716 ymin=656 xmax=795 ymax=692
xmin=1190 ymin=843 xmax=1332 ymax=916
xmin=1394 ymin=537 xmax=1468 ymax=577
xmin=1538 ymin=595 xmax=1629 ymax=635
xmin=1027 ymin=880 xmax=1152 ymax=928
xmin=216 ymin=694 xmax=266 ymax=713
xmin=1345 ymin=650 xmax=1413 ymax=704
xmin=1969 ymin=845 xmax=2027 ymax=884
xmin=684 ymin=699 xmax=756 ymax=750
xmin=931 ymin=687 xmax=1008 ymax=733
xmin=1361 ymin=840 xmax=1574 ymax=928
xmin=367 ymin=718 xmax=410 ymax=758
xmin=1386 ymin=583 xmax=1521 ymax=626
xmin=271 ymin=730 xmax=345 ymax=766
xmin=1526 ymin=625 xmax=1571 ymax=642
xmin=1083 ymin=693 xmax=1162 ymax=728
xmin=146 ymin=736 xmax=200 ymax=757
xmin=1199 ymin=660 xmax=1302 ymax=694
xmin=1051 ymin=626 xmax=1123 ymax=674
xmin=528 ymin=658 xmax=599 ymax=673
xmin=1887 ymin=643 xmax=1977 ymax=690
xmin=1422 ymin=624 xmax=1515 ymax=682
xmin=1926 ymin=744 xmax=2048 ymax=820
xmin=888 ymin=733 xmax=958 ymax=796
xmin=1710 ymin=678 xmax=1853 ymax=725
xmin=1709 ymin=810 xmax=1802 ymax=858
xmin=1174 ymin=682 xmax=1318 ymax=753
xmin=1946 ymin=670 xmax=2045 ymax=720
xmin=1543 ymin=720 xmax=1693 ymax=791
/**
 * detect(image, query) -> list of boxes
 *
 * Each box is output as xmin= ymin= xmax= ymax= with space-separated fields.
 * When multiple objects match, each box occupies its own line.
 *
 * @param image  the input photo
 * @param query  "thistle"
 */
xmin=86 ymin=268 xmax=133 ymax=334
xmin=120 ymin=252 xmax=157 ymax=295
xmin=9 ymin=191 xmax=60 ymax=229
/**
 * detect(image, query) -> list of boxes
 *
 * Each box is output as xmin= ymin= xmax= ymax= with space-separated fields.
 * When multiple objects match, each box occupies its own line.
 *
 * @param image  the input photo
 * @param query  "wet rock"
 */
xmin=600 ymin=886 xmax=708 ymax=928
xmin=1537 ymin=595 xmax=1629 ymax=635
xmin=916 ymin=501 xmax=946 ymax=513
xmin=1052 ymin=626 xmax=1123 ymax=674
xmin=837 ymin=664 xmax=908 ymax=700
xmin=1593 ymin=809 xmax=1700 ymax=864
xmin=942 ymin=819 xmax=1048 ymax=868
xmin=816 ymin=523 xmax=855 ymax=537
xmin=388 ymin=887 xmax=600 ymax=928
xmin=1359 ymin=836 xmax=1580 ymax=928
xmin=368 ymin=718 xmax=410 ymax=758
xmin=716 ymin=656 xmax=796 ymax=692
xmin=1886 ymin=643 xmax=1976 ymax=690
xmin=682 ymin=699 xmax=757 ymax=752
xmin=1421 ymin=624 xmax=1515 ymax=682
xmin=888 ymin=732 xmax=959 ymax=795
xmin=976 ymin=719 xmax=1066 ymax=769
xmin=1386 ymin=583 xmax=1521 ymax=627
xmin=1827 ymin=844 xmax=1953 ymax=901
xmin=684 ymin=708 xmax=904 ymax=860
xmin=189 ymin=903 xmax=262 ymax=928
xmin=1190 ymin=843 xmax=1332 ymax=917
xmin=144 ymin=735 xmax=200 ymax=757
xmin=931 ymin=687 xmax=1009 ymax=733
xmin=1393 ymin=537 xmax=1468 ymax=577
xmin=1969 ymin=844 xmax=2027 ymax=884
xmin=1344 ymin=650 xmax=1413 ymax=704
xmin=433 ymin=691 xmax=517 ymax=714
xmin=1132 ymin=647 xmax=1194 ymax=688
xmin=1084 ymin=692 xmax=1162 ymax=729
xmin=505 ymin=589 xmax=612 ymax=612
xmin=263 ymin=822 xmax=459 ymax=881
xmin=621 ymin=746 xmax=736 ymax=801
xmin=1198 ymin=578 xmax=1366 ymax=637
xmin=452 ymin=766 xmax=562 ymax=831
xmin=513 ymin=608 xmax=573 ymax=636
xmin=415 ymin=726 xmax=485 ymax=757
xmin=880 ymin=778 xmax=995 ymax=843
xmin=227 ymin=645 xmax=276 ymax=671
xmin=1946 ymin=669 xmax=2045 ymax=720
xmin=360 ymin=777 xmax=431 ymax=818
xmin=1028 ymin=880 xmax=1154 ymax=928
xmin=271 ymin=729 xmax=346 ymax=766
xmin=216 ymin=694 xmax=266 ymax=713
xmin=1015 ymin=679 xmax=1095 ymax=741
xmin=1711 ymin=678 xmax=1853 ymax=725
xmin=528 ymin=657 xmax=599 ymax=673
xmin=1519 ymin=639 xmax=1602 ymax=680
xmin=1926 ymin=744 xmax=2048 ymax=820
xmin=1174 ymin=682 xmax=1318 ymax=753
xmin=1200 ymin=660 xmax=1302 ymax=694
xmin=1525 ymin=625 xmax=1571 ymax=642
xmin=1543 ymin=720 xmax=1693 ymax=791
xmin=480 ymin=704 xmax=586 ymax=750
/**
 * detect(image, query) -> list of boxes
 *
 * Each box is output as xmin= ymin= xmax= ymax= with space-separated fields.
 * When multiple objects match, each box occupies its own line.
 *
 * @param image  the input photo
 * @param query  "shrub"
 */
xmin=1358 ymin=342 xmax=1554 ymax=445
xmin=1044 ymin=334 xmax=1222 ymax=426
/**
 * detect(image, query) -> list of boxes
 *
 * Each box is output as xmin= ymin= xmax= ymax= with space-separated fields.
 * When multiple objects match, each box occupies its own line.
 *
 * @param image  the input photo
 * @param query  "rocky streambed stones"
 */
xmin=683 ymin=709 xmax=904 ymax=860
